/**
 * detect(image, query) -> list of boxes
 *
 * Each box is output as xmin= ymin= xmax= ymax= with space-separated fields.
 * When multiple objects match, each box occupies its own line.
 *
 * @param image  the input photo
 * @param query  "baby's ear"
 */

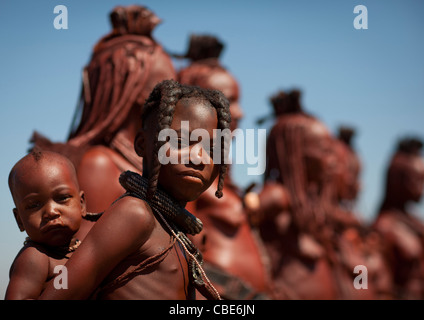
xmin=12 ymin=208 xmax=25 ymax=232
xmin=79 ymin=191 xmax=87 ymax=216
xmin=134 ymin=130 xmax=146 ymax=157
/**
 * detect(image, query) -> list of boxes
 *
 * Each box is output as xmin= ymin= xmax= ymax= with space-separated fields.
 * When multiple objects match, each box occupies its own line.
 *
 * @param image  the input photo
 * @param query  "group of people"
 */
xmin=5 ymin=4 xmax=424 ymax=300
xmin=258 ymin=90 xmax=424 ymax=300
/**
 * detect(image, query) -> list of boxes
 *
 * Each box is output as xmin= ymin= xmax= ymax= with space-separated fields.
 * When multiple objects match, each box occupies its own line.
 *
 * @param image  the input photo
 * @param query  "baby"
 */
xmin=5 ymin=149 xmax=95 ymax=299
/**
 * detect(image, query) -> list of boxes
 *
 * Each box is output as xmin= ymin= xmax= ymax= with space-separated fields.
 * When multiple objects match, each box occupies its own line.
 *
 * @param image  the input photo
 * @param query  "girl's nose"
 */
xmin=190 ymin=144 xmax=210 ymax=165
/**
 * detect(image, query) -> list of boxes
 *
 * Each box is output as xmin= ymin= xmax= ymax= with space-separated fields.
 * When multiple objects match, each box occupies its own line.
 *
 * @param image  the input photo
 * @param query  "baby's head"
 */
xmin=135 ymin=79 xmax=231 ymax=204
xmin=8 ymin=149 xmax=86 ymax=248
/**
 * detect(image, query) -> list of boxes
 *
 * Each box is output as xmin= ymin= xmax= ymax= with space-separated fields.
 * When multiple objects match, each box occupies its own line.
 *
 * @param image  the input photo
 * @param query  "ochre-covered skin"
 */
xmin=32 ymin=5 xmax=177 ymax=214
xmin=180 ymin=34 xmax=275 ymax=300
xmin=258 ymin=90 xmax=340 ymax=299
xmin=372 ymin=138 xmax=424 ymax=299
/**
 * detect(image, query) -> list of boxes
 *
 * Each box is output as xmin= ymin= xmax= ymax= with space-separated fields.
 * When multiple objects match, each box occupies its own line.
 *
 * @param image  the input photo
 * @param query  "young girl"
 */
xmin=39 ymin=79 xmax=231 ymax=300
xmin=6 ymin=149 xmax=95 ymax=299
xmin=178 ymin=34 xmax=274 ymax=299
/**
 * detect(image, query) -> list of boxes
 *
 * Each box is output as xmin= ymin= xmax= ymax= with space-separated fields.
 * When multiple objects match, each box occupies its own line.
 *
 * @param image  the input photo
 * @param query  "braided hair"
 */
xmin=182 ymin=34 xmax=224 ymax=61
xmin=270 ymin=89 xmax=303 ymax=117
xmin=142 ymin=79 xmax=231 ymax=200
xmin=31 ymin=5 xmax=175 ymax=170
xmin=177 ymin=34 xmax=228 ymax=88
xmin=397 ymin=137 xmax=423 ymax=155
xmin=264 ymin=89 xmax=336 ymax=234
xmin=67 ymin=5 xmax=174 ymax=148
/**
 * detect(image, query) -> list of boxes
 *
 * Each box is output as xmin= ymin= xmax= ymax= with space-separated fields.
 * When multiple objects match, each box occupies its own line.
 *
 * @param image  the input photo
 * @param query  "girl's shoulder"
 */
xmin=103 ymin=195 xmax=157 ymax=238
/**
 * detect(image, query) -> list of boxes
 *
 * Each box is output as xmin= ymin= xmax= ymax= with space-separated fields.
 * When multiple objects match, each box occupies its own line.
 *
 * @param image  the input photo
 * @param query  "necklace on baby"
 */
xmin=24 ymin=237 xmax=81 ymax=257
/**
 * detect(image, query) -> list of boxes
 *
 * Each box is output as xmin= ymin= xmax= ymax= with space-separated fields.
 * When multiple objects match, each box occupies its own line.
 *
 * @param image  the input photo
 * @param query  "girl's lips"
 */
xmin=178 ymin=170 xmax=205 ymax=183
xmin=180 ymin=175 xmax=203 ymax=184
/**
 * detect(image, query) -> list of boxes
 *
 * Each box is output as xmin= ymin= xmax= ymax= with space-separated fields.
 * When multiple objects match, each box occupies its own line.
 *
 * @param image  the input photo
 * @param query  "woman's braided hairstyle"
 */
xmin=142 ymin=79 xmax=231 ymax=200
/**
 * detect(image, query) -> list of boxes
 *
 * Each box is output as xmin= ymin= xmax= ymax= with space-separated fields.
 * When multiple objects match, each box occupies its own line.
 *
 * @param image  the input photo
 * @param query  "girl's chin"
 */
xmin=162 ymin=180 xmax=208 ymax=203
xmin=173 ymin=190 xmax=204 ymax=205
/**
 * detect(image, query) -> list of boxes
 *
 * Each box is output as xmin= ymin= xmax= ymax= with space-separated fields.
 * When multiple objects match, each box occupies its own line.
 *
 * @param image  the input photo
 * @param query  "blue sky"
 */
xmin=0 ymin=0 xmax=423 ymax=296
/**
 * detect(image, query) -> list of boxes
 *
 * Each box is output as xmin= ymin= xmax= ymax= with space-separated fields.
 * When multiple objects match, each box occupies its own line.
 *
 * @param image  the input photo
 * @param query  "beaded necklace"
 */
xmin=24 ymin=237 xmax=81 ymax=258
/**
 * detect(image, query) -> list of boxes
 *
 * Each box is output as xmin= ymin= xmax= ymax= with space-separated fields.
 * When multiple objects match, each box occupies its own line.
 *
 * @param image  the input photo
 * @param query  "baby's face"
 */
xmin=12 ymin=158 xmax=85 ymax=247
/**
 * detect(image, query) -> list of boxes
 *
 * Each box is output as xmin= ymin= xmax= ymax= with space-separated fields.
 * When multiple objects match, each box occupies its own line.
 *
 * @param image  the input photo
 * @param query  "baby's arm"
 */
xmin=5 ymin=247 xmax=49 ymax=300
xmin=39 ymin=196 xmax=155 ymax=299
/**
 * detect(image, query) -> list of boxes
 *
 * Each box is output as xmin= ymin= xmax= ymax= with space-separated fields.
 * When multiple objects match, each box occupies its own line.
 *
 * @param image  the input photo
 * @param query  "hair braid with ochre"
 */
xmin=142 ymin=79 xmax=231 ymax=199
xmin=265 ymin=90 xmax=334 ymax=234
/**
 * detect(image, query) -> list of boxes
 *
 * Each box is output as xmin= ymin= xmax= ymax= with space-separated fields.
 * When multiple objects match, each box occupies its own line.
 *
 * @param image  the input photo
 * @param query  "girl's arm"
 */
xmin=39 ymin=196 xmax=155 ymax=299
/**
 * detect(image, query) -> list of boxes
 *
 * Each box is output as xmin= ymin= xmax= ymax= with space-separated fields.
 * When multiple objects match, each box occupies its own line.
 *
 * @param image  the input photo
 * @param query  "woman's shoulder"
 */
xmin=78 ymin=146 xmax=120 ymax=170
xmin=79 ymin=145 xmax=141 ymax=174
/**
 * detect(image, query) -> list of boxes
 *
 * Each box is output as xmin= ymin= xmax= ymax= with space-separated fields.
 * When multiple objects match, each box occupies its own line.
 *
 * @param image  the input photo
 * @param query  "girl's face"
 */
xmin=12 ymin=158 xmax=85 ymax=247
xmin=140 ymin=98 xmax=220 ymax=205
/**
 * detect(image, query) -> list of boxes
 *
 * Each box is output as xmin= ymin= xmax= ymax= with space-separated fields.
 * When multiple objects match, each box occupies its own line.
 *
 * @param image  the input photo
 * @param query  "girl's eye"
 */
xmin=208 ymin=144 xmax=217 ymax=157
xmin=178 ymin=139 xmax=189 ymax=149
